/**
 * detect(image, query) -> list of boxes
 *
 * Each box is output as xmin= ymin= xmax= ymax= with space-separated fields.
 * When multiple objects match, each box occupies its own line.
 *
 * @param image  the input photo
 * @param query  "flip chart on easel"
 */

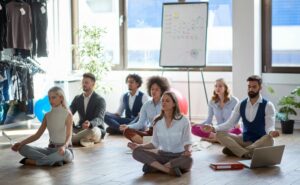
xmin=160 ymin=2 xmax=208 ymax=67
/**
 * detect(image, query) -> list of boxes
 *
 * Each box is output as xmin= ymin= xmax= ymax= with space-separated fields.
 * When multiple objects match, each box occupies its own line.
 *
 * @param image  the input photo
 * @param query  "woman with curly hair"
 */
xmin=120 ymin=76 xmax=170 ymax=144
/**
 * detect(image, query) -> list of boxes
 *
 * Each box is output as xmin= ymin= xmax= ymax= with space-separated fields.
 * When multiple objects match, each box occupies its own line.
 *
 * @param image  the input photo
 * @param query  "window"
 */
xmin=74 ymin=0 xmax=233 ymax=70
xmin=127 ymin=0 xmax=233 ymax=69
xmin=262 ymin=0 xmax=300 ymax=73
xmin=126 ymin=0 xmax=177 ymax=68
xmin=77 ymin=0 xmax=120 ymax=66
xmin=186 ymin=0 xmax=232 ymax=67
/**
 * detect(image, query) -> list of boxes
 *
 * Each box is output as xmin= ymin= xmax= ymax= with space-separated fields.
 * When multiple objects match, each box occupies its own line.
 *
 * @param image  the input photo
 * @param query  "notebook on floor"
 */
xmin=238 ymin=145 xmax=285 ymax=168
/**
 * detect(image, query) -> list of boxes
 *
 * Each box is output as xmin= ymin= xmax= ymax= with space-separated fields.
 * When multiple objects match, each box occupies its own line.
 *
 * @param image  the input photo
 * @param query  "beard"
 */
xmin=248 ymin=91 xmax=259 ymax=99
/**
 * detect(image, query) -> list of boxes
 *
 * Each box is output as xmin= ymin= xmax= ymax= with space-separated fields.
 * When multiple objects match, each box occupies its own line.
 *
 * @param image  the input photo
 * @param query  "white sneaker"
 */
xmin=80 ymin=138 xmax=95 ymax=147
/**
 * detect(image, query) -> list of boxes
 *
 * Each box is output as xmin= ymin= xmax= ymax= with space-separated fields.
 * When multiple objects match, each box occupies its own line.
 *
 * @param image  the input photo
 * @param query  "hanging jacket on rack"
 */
xmin=0 ymin=0 xmax=6 ymax=51
xmin=29 ymin=0 xmax=48 ymax=57
xmin=6 ymin=0 xmax=32 ymax=50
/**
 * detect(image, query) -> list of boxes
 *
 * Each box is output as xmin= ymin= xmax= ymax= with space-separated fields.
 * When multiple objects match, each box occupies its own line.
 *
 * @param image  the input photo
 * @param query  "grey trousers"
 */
xmin=19 ymin=145 xmax=74 ymax=166
xmin=132 ymin=147 xmax=193 ymax=172
xmin=216 ymin=131 xmax=274 ymax=157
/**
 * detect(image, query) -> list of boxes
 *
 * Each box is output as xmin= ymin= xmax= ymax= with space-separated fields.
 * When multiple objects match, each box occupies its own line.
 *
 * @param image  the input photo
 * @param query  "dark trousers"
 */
xmin=104 ymin=112 xmax=134 ymax=130
xmin=31 ymin=2 xmax=48 ymax=57
xmin=132 ymin=147 xmax=193 ymax=173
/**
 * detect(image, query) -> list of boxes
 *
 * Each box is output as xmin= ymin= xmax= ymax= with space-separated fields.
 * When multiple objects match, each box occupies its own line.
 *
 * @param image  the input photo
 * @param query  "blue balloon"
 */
xmin=34 ymin=96 xmax=51 ymax=122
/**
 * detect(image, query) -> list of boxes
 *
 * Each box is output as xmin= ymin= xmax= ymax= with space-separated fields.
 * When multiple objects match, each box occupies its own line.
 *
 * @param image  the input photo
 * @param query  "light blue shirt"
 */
xmin=128 ymin=99 xmax=161 ymax=130
xmin=202 ymin=96 xmax=239 ymax=125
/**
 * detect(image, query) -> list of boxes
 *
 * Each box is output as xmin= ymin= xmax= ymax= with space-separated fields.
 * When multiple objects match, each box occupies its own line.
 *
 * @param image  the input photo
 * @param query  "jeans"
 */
xmin=104 ymin=112 xmax=134 ymax=130
xmin=19 ymin=144 xmax=74 ymax=166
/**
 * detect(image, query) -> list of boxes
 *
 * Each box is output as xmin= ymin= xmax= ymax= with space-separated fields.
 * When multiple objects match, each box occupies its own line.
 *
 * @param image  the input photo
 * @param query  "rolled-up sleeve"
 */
xmin=265 ymin=102 xmax=276 ymax=134
xmin=182 ymin=118 xmax=193 ymax=146
xmin=151 ymin=124 xmax=159 ymax=148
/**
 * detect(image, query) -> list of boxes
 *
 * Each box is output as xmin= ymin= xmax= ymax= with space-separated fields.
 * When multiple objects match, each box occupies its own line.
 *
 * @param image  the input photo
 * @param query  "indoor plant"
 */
xmin=74 ymin=25 xmax=112 ymax=94
xmin=276 ymin=87 xmax=300 ymax=134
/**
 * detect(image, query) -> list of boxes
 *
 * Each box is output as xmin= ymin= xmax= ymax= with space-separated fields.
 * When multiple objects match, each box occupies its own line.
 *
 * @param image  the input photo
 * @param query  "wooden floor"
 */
xmin=1 ymin=124 xmax=300 ymax=185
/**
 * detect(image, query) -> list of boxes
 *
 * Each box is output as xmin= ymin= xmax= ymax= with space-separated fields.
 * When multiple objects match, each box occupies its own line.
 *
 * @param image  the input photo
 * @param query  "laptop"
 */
xmin=238 ymin=145 xmax=285 ymax=168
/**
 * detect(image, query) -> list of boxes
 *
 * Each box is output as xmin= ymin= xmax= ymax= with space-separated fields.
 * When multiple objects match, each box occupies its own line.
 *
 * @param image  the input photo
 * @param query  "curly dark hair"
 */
xmin=146 ymin=76 xmax=170 ymax=97
xmin=126 ymin=74 xmax=143 ymax=88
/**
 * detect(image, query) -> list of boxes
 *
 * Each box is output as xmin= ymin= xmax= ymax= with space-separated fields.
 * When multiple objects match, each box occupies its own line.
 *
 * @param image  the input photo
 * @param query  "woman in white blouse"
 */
xmin=128 ymin=91 xmax=192 ymax=177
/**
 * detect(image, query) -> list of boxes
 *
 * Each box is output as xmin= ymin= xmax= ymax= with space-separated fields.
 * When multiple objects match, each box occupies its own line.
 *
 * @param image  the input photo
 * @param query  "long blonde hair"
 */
xmin=212 ymin=78 xmax=230 ymax=103
xmin=153 ymin=91 xmax=183 ymax=125
xmin=48 ymin=86 xmax=68 ymax=109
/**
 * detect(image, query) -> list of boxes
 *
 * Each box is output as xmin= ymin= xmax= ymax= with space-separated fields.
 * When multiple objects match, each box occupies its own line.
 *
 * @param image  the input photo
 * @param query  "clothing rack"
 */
xmin=0 ymin=56 xmax=45 ymax=74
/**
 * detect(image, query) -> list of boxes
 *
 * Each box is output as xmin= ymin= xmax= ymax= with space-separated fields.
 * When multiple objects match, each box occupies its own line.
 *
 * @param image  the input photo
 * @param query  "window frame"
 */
xmin=71 ymin=0 xmax=232 ymax=72
xmin=262 ymin=0 xmax=300 ymax=73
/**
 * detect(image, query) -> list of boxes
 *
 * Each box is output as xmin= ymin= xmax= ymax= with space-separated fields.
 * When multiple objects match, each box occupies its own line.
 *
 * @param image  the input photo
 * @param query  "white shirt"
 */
xmin=116 ymin=91 xmax=148 ymax=115
xmin=83 ymin=92 xmax=93 ymax=113
xmin=151 ymin=116 xmax=192 ymax=153
xmin=215 ymin=95 xmax=276 ymax=134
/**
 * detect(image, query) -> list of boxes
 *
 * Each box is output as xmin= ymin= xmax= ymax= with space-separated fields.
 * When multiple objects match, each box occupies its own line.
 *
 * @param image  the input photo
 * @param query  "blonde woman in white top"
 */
xmin=11 ymin=87 xmax=74 ymax=166
xmin=128 ymin=91 xmax=193 ymax=177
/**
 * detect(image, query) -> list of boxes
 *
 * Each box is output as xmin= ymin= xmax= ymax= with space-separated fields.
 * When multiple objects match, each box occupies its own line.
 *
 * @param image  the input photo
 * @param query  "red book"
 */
xmin=210 ymin=162 xmax=244 ymax=170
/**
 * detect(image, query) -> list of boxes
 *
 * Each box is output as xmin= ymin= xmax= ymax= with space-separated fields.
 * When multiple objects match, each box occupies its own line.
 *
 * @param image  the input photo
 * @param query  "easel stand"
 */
xmin=186 ymin=68 xmax=208 ymax=121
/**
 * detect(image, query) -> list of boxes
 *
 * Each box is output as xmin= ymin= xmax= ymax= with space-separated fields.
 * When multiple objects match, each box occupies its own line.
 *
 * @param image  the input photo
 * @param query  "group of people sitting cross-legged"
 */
xmin=11 ymin=73 xmax=280 ymax=177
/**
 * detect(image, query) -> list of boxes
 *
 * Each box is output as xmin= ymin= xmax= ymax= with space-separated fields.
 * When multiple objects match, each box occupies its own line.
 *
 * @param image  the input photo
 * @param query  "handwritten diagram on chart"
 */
xmin=160 ymin=3 xmax=208 ymax=67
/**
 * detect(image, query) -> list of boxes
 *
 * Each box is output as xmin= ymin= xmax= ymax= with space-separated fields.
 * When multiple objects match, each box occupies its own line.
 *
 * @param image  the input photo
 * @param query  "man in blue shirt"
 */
xmin=203 ymin=75 xmax=280 ymax=158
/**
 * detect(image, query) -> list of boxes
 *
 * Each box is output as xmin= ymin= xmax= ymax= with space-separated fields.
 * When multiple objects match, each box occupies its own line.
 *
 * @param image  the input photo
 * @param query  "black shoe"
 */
xmin=222 ymin=147 xmax=235 ymax=156
xmin=19 ymin=158 xmax=28 ymax=164
xmin=53 ymin=161 xmax=64 ymax=166
xmin=106 ymin=127 xmax=122 ymax=135
xmin=100 ymin=128 xmax=106 ymax=139
xmin=172 ymin=167 xmax=182 ymax=177
xmin=142 ymin=164 xmax=157 ymax=174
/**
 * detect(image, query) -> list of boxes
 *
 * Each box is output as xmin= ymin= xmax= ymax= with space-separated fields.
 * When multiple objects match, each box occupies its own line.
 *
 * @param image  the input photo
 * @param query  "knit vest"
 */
xmin=46 ymin=105 xmax=68 ymax=144
xmin=240 ymin=98 xmax=267 ymax=142
xmin=123 ymin=92 xmax=144 ymax=118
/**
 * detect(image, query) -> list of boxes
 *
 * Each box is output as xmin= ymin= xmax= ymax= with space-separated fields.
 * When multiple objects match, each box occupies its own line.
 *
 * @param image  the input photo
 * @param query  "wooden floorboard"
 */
xmin=1 ymin=126 xmax=300 ymax=185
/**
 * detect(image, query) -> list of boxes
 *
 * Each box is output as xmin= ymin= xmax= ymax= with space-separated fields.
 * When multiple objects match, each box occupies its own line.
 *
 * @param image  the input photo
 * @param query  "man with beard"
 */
xmin=203 ymin=75 xmax=280 ymax=158
xmin=70 ymin=73 xmax=106 ymax=147
xmin=104 ymin=74 xmax=148 ymax=134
